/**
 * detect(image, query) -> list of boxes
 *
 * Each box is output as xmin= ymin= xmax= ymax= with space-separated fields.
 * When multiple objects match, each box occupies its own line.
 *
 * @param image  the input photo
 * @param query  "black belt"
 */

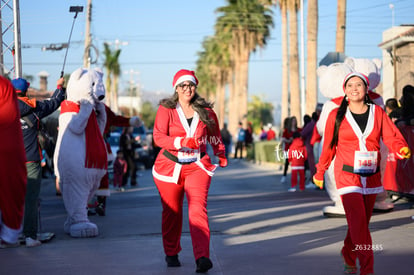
xmin=163 ymin=150 xmax=206 ymax=165
xmin=342 ymin=164 xmax=380 ymax=177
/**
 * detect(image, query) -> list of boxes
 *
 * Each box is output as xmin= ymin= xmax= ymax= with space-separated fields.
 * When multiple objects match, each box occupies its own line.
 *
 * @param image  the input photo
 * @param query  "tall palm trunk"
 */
xmin=306 ymin=0 xmax=318 ymax=115
xmin=228 ymin=70 xmax=238 ymax=136
xmin=112 ymin=75 xmax=119 ymax=114
xmin=281 ymin=1 xmax=289 ymax=122
xmin=105 ymin=74 xmax=112 ymax=108
xmin=336 ymin=0 xmax=346 ymax=53
xmin=215 ymin=73 xmax=226 ymax=128
xmin=288 ymin=1 xmax=301 ymax=125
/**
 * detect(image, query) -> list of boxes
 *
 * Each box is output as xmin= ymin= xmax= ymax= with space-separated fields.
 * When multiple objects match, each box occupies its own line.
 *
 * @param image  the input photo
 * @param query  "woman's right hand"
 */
xmin=181 ymin=137 xmax=200 ymax=149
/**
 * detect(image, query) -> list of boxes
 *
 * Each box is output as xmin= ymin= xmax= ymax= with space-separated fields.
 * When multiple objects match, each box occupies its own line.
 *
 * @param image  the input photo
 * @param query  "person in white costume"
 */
xmin=54 ymin=68 xmax=107 ymax=238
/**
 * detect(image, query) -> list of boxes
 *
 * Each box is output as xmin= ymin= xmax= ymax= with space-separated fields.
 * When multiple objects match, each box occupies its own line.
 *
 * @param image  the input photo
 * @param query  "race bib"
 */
xmin=177 ymin=149 xmax=200 ymax=163
xmin=353 ymin=151 xmax=378 ymax=174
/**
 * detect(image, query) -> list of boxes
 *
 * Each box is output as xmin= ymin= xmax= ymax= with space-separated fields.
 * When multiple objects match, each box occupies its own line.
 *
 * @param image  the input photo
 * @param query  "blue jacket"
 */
xmin=18 ymin=87 xmax=65 ymax=162
xmin=237 ymin=128 xmax=246 ymax=142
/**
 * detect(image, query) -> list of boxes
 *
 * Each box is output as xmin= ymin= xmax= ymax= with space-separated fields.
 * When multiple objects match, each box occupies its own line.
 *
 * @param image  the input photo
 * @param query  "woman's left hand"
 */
xmin=217 ymin=153 xmax=228 ymax=168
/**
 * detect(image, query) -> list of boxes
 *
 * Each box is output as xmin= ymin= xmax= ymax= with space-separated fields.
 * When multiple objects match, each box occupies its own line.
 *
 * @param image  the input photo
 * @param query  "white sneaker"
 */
xmin=288 ymin=188 xmax=296 ymax=192
xmin=305 ymin=182 xmax=315 ymax=189
xmin=280 ymin=176 xmax=286 ymax=183
xmin=25 ymin=237 xmax=41 ymax=248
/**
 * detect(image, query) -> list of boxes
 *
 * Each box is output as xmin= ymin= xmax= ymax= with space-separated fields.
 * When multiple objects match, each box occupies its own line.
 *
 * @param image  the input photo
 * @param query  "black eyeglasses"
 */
xmin=177 ymin=83 xmax=196 ymax=91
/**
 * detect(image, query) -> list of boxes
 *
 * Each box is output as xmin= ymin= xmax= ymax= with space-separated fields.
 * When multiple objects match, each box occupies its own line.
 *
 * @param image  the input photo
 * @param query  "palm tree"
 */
xmin=215 ymin=0 xmax=273 ymax=135
xmin=103 ymin=42 xmax=121 ymax=112
xmin=306 ymin=0 xmax=318 ymax=115
xmin=287 ymin=0 xmax=301 ymax=125
xmin=336 ymin=0 xmax=346 ymax=53
xmin=277 ymin=0 xmax=290 ymax=124
xmin=196 ymin=34 xmax=232 ymax=128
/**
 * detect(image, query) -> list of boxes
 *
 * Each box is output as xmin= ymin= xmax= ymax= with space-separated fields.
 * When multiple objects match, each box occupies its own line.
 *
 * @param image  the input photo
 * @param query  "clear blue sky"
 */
xmin=4 ymin=0 xmax=414 ymax=110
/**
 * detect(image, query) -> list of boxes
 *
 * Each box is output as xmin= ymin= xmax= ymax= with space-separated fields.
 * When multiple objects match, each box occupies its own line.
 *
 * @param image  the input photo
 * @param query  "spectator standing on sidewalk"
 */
xmin=14 ymin=77 xmax=65 ymax=247
xmin=280 ymin=117 xmax=293 ymax=183
xmin=119 ymin=126 xmax=137 ymax=187
xmin=220 ymin=123 xmax=232 ymax=159
xmin=287 ymin=132 xmax=308 ymax=192
xmin=0 ymin=76 xmax=27 ymax=248
xmin=234 ymin=122 xmax=245 ymax=159
xmin=113 ymin=150 xmax=127 ymax=192
xmin=266 ymin=124 xmax=276 ymax=140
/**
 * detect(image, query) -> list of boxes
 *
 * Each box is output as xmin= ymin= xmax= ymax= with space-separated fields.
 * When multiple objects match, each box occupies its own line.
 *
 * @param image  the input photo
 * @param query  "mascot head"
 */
xmin=66 ymin=67 xmax=105 ymax=104
xmin=317 ymin=62 xmax=354 ymax=99
xmin=344 ymin=57 xmax=382 ymax=91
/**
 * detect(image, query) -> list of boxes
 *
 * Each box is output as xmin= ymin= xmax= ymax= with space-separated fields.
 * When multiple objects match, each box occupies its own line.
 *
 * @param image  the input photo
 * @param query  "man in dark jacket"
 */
xmin=13 ymin=77 xmax=65 ymax=247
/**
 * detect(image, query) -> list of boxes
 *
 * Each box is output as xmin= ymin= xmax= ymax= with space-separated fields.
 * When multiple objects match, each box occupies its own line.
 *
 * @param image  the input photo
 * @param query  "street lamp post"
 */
xmin=389 ymin=4 xmax=397 ymax=98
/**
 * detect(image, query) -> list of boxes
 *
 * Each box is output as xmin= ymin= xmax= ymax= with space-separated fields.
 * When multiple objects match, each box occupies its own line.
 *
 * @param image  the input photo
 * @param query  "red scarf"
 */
xmin=60 ymin=100 xmax=107 ymax=169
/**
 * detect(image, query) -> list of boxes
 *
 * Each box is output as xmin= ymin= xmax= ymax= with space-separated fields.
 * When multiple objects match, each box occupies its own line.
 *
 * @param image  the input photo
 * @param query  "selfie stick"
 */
xmin=61 ymin=6 xmax=84 ymax=78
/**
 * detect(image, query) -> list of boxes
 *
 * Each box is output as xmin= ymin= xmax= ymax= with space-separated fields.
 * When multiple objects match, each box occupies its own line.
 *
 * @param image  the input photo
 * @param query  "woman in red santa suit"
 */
xmin=152 ymin=69 xmax=227 ymax=273
xmin=313 ymin=72 xmax=410 ymax=275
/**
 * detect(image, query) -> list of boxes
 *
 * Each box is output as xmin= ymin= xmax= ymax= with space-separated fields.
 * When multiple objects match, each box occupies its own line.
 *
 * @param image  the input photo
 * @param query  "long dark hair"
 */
xmin=329 ymin=93 xmax=373 ymax=149
xmin=159 ymin=91 xmax=215 ymax=129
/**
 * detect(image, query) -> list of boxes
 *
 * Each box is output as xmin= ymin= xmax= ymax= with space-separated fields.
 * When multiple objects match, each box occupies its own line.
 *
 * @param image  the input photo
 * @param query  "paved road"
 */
xmin=1 ymin=159 xmax=413 ymax=275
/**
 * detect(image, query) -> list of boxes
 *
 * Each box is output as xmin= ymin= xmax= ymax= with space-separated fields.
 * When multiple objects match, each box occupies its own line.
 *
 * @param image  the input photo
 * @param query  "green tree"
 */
xmin=139 ymin=101 xmax=157 ymax=129
xmin=247 ymin=94 xmax=274 ymax=133
xmin=215 ymin=0 xmax=274 ymax=136
xmin=103 ymin=42 xmax=121 ymax=112
xmin=196 ymin=33 xmax=232 ymax=128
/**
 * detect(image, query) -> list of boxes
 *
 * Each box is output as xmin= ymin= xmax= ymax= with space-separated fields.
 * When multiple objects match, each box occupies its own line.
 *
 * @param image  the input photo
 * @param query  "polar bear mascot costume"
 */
xmin=316 ymin=62 xmax=354 ymax=217
xmin=54 ymin=67 xmax=107 ymax=237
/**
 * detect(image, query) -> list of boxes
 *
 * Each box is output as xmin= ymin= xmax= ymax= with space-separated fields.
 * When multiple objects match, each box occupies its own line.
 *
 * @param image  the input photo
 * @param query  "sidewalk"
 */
xmin=1 ymin=159 xmax=413 ymax=274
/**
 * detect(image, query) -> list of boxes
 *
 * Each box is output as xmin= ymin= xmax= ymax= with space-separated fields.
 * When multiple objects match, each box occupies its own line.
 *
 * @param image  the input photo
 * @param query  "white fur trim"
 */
xmin=152 ymin=163 xmax=182 ymax=184
xmin=174 ymin=75 xmax=196 ymax=88
xmin=195 ymin=161 xmax=217 ymax=177
xmin=291 ymin=166 xmax=305 ymax=170
xmin=95 ymin=189 xmax=111 ymax=196
xmin=337 ymin=185 xmax=384 ymax=195
xmin=176 ymin=103 xmax=199 ymax=137
xmin=0 ymin=219 xmax=22 ymax=243
xmin=174 ymin=137 xmax=183 ymax=150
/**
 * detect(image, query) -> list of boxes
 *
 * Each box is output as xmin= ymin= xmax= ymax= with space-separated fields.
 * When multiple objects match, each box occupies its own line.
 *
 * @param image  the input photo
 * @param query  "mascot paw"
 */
xmin=70 ymin=222 xmax=99 ymax=238
xmin=373 ymin=201 xmax=394 ymax=212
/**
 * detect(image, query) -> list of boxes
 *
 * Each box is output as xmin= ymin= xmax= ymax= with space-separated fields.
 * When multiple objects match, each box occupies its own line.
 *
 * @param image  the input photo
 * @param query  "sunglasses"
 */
xmin=177 ymin=82 xmax=196 ymax=91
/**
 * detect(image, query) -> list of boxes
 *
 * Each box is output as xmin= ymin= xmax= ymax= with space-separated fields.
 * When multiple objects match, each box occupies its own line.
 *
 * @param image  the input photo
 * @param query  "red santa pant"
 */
xmin=341 ymin=192 xmax=377 ymax=275
xmin=154 ymin=163 xmax=211 ymax=260
xmin=291 ymin=167 xmax=305 ymax=190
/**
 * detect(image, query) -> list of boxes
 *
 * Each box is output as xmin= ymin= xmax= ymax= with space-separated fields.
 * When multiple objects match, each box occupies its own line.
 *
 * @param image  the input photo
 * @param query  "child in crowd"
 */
xmin=113 ymin=150 xmax=127 ymax=192
xmin=288 ymin=132 xmax=308 ymax=192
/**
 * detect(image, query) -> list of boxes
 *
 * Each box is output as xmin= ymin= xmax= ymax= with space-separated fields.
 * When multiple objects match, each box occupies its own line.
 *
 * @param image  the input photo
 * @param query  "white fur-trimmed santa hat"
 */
xmin=172 ymin=69 xmax=198 ymax=89
xmin=342 ymin=72 xmax=369 ymax=92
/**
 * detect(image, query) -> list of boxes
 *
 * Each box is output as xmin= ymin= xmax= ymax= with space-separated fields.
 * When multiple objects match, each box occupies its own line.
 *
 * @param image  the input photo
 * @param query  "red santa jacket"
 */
xmin=152 ymin=104 xmax=225 ymax=183
xmin=288 ymin=137 xmax=308 ymax=169
xmin=315 ymin=104 xmax=408 ymax=195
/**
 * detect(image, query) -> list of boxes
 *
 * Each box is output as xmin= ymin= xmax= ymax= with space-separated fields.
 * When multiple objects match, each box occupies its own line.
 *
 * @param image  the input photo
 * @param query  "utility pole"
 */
xmin=12 ymin=0 xmax=21 ymax=77
xmin=124 ymin=69 xmax=140 ymax=116
xmin=83 ymin=0 xmax=92 ymax=68
xmin=390 ymin=4 xmax=398 ymax=98
xmin=0 ymin=0 xmax=22 ymax=77
xmin=107 ymin=39 xmax=128 ymax=50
